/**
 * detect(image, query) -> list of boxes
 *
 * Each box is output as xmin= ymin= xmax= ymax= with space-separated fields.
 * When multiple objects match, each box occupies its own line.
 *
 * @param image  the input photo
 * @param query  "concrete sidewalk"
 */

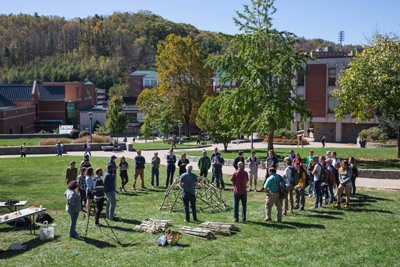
xmin=2 ymin=148 xmax=399 ymax=190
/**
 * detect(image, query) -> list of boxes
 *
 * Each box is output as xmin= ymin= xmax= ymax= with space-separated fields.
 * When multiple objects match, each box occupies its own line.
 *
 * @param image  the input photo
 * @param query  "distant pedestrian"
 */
xmin=65 ymin=161 xmax=78 ymax=185
xmin=119 ymin=156 xmax=129 ymax=192
xmin=297 ymin=134 xmax=304 ymax=148
xmin=84 ymin=139 xmax=91 ymax=156
xmin=359 ymin=138 xmax=367 ymax=148
xmin=180 ymin=164 xmax=198 ymax=222
xmin=113 ymin=139 xmax=118 ymax=151
xmin=133 ymin=150 xmax=146 ymax=190
xmin=306 ymin=128 xmax=310 ymax=137
xmin=236 ymin=138 xmax=239 ymax=145
xmin=197 ymin=134 xmax=201 ymax=145
xmin=171 ymin=136 xmax=177 ymax=149
xmin=151 ymin=152 xmax=161 ymax=187
xmin=233 ymin=151 xmax=245 ymax=171
xmin=230 ymin=162 xmax=249 ymax=222
xmin=211 ymin=152 xmax=225 ymax=190
xmin=56 ymin=140 xmax=63 ymax=156
xmin=213 ymin=138 xmax=218 ymax=145
xmin=178 ymin=153 xmax=189 ymax=176
xmin=132 ymin=137 xmax=136 ymax=143
xmin=245 ymin=150 xmax=260 ymax=192
xmin=65 ymin=180 xmax=81 ymax=238
xmin=166 ymin=148 xmax=176 ymax=188
xmin=263 ymin=168 xmax=284 ymax=222
xmin=20 ymin=142 xmax=26 ymax=157
xmin=197 ymin=149 xmax=211 ymax=178
xmin=123 ymin=136 xmax=127 ymax=142
xmin=321 ymin=136 xmax=326 ymax=148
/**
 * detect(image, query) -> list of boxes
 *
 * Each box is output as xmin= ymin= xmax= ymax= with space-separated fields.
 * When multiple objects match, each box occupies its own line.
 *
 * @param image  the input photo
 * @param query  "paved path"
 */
xmin=2 ymin=141 xmax=399 ymax=190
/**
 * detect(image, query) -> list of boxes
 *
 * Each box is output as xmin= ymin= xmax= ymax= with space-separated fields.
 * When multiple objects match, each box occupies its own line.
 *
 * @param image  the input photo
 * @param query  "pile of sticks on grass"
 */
xmin=198 ymin=222 xmax=239 ymax=236
xmin=134 ymin=218 xmax=172 ymax=234
xmin=159 ymin=176 xmax=229 ymax=212
xmin=180 ymin=227 xmax=216 ymax=240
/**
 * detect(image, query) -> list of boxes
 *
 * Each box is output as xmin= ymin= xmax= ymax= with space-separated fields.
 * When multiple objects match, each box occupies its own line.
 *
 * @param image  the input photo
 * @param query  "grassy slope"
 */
xmin=0 ymin=156 xmax=399 ymax=266
xmin=181 ymin=147 xmax=400 ymax=170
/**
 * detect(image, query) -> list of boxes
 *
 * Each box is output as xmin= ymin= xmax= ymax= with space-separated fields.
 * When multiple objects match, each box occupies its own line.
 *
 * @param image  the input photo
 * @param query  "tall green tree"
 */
xmin=105 ymin=96 xmax=128 ymax=141
xmin=155 ymin=105 xmax=175 ymax=143
xmin=155 ymin=34 xmax=215 ymax=135
xmin=108 ymin=83 xmax=131 ymax=98
xmin=333 ymin=34 xmax=400 ymax=158
xmin=206 ymin=0 xmax=313 ymax=150
xmin=140 ymin=115 xmax=152 ymax=143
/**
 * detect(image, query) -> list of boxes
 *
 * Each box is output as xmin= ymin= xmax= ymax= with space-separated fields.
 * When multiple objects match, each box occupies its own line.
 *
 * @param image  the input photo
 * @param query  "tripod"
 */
xmin=84 ymin=198 xmax=121 ymax=244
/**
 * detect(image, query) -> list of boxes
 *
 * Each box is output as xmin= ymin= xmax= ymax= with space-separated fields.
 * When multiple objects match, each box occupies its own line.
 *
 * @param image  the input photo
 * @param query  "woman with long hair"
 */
xmin=119 ymin=156 xmax=129 ymax=192
xmin=85 ymin=167 xmax=95 ymax=216
xmin=292 ymin=152 xmax=303 ymax=168
xmin=166 ymin=148 xmax=176 ymax=188
xmin=334 ymin=160 xmax=353 ymax=208
xmin=65 ymin=180 xmax=81 ymax=238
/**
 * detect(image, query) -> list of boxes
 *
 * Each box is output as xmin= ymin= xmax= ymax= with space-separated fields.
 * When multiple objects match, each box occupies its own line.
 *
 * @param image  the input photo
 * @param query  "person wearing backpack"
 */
xmin=93 ymin=168 xmax=105 ymax=227
xmin=293 ymin=162 xmax=307 ymax=211
xmin=283 ymin=157 xmax=295 ymax=215
xmin=263 ymin=168 xmax=284 ymax=222
xmin=311 ymin=156 xmax=323 ymax=208
xmin=246 ymin=151 xmax=260 ymax=192
xmin=334 ymin=160 xmax=353 ymax=208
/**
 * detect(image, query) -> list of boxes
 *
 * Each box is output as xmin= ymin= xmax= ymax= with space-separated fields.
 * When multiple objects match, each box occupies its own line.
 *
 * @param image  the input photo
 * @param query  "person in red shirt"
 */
xmin=230 ymin=162 xmax=249 ymax=222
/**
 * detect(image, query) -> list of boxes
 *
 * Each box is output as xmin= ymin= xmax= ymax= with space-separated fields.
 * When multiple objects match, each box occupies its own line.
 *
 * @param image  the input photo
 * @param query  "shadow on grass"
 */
xmin=82 ymin=236 xmax=117 ymax=248
xmin=0 ymin=235 xmax=61 ymax=260
xmin=117 ymin=218 xmax=142 ymax=225
xmin=309 ymin=210 xmax=344 ymax=215
xmin=305 ymin=214 xmax=342 ymax=220
xmin=357 ymin=159 xmax=400 ymax=170
xmin=353 ymin=193 xmax=391 ymax=202
xmin=345 ymin=208 xmax=393 ymax=214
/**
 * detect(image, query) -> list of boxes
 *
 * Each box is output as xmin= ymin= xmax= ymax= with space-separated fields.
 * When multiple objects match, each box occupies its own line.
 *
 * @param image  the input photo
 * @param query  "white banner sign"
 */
xmin=59 ymin=125 xmax=74 ymax=134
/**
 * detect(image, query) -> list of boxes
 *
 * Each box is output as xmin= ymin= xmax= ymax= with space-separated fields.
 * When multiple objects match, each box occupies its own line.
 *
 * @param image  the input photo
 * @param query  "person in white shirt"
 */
xmin=283 ymin=157 xmax=295 ymax=214
xmin=311 ymin=156 xmax=322 ymax=209
xmin=85 ymin=139 xmax=91 ymax=156
xmin=331 ymin=151 xmax=341 ymax=166
xmin=245 ymin=151 xmax=260 ymax=192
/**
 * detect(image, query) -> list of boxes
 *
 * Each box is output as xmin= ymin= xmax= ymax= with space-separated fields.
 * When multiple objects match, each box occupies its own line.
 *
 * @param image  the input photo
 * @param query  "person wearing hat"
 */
xmin=230 ymin=161 xmax=249 ymax=222
xmin=80 ymin=154 xmax=91 ymax=168
xmin=108 ymin=155 xmax=118 ymax=191
xmin=65 ymin=161 xmax=78 ymax=185
xmin=289 ymin=150 xmax=295 ymax=162
xmin=211 ymin=152 xmax=225 ymax=190
xmin=20 ymin=142 xmax=27 ymax=157
xmin=151 ymin=152 xmax=161 ymax=187
xmin=56 ymin=140 xmax=63 ymax=156
xmin=85 ymin=139 xmax=91 ymax=156
xmin=197 ymin=149 xmax=211 ymax=178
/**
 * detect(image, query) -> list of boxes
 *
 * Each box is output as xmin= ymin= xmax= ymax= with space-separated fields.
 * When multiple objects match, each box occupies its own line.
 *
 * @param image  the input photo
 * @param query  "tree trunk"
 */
xmin=268 ymin=127 xmax=275 ymax=151
xmin=223 ymin=142 xmax=228 ymax=152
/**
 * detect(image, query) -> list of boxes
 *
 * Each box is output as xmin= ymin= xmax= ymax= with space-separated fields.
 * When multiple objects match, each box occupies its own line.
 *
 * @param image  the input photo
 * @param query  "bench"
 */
xmin=101 ymin=146 xmax=120 ymax=151
xmin=0 ymin=201 xmax=27 ymax=212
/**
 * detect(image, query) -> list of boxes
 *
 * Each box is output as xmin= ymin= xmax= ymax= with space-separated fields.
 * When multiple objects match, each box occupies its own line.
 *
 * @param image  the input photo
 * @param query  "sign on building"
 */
xmin=59 ymin=125 xmax=74 ymax=134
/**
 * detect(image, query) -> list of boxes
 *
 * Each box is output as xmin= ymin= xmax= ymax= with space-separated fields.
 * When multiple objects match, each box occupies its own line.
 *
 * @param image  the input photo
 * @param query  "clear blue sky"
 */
xmin=2 ymin=0 xmax=399 ymax=45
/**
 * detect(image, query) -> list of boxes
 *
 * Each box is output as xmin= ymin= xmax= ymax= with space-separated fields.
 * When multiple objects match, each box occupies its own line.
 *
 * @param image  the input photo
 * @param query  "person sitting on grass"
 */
xmin=65 ymin=180 xmax=81 ymax=238
xmin=334 ymin=160 xmax=353 ymax=209
xmin=179 ymin=164 xmax=198 ymax=222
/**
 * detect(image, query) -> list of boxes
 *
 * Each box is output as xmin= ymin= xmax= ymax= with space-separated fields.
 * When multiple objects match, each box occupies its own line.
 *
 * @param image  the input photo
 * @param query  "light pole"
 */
xmin=88 ymin=112 xmax=93 ymax=141
xmin=178 ymin=120 xmax=183 ymax=144
xmin=251 ymin=131 xmax=254 ymax=149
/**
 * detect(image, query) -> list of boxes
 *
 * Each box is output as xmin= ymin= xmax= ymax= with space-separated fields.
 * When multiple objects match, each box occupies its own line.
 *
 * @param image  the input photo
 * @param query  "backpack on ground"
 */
xmin=36 ymin=212 xmax=54 ymax=224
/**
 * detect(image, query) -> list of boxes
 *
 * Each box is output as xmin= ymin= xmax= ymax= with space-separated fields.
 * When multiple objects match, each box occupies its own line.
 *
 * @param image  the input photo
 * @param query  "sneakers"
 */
xmin=294 ymin=206 xmax=299 ymax=210
xmin=95 ymin=223 xmax=103 ymax=227
xmin=308 ymin=194 xmax=312 ymax=198
xmin=263 ymin=218 xmax=271 ymax=221
xmin=248 ymin=188 xmax=252 ymax=192
xmin=254 ymin=189 xmax=257 ymax=193
xmin=334 ymin=203 xmax=340 ymax=208
xmin=311 ymin=205 xmax=318 ymax=209
xmin=123 ymin=188 xmax=127 ymax=192
xmin=323 ymin=202 xmax=328 ymax=205
xmin=344 ymin=204 xmax=349 ymax=208
xmin=119 ymin=186 xmax=123 ymax=192
xmin=110 ymin=217 xmax=119 ymax=222
xmin=297 ymin=207 xmax=304 ymax=211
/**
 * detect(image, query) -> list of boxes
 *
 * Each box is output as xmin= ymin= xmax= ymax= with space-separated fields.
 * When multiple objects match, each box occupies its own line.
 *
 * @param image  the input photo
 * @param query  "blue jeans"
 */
xmin=314 ymin=181 xmax=322 ymax=206
xmin=105 ymin=191 xmax=116 ymax=220
xmin=151 ymin=169 xmax=159 ymax=186
xmin=328 ymin=183 xmax=334 ymax=202
xmin=308 ymin=176 xmax=314 ymax=195
xmin=57 ymin=150 xmax=62 ymax=156
xmin=233 ymin=192 xmax=247 ymax=221
xmin=68 ymin=211 xmax=79 ymax=237
xmin=214 ymin=169 xmax=224 ymax=188
xmin=166 ymin=167 xmax=175 ymax=187
xmin=85 ymin=148 xmax=91 ymax=156
xmin=182 ymin=192 xmax=197 ymax=222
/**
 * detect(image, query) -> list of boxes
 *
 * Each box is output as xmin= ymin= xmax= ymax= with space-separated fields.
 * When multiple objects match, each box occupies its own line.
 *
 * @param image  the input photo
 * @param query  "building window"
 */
xmin=86 ymin=88 xmax=91 ymax=97
xmin=125 ymin=113 xmax=137 ymax=123
xmin=328 ymin=96 xmax=336 ymax=113
xmin=297 ymin=70 xmax=305 ymax=86
xmin=151 ymin=80 xmax=157 ymax=86
xmin=9 ymin=126 xmax=13 ymax=134
xmin=65 ymin=102 xmax=77 ymax=128
xmin=145 ymin=80 xmax=150 ymax=86
xmin=328 ymin=68 xmax=336 ymax=86
xmin=20 ymin=124 xmax=24 ymax=134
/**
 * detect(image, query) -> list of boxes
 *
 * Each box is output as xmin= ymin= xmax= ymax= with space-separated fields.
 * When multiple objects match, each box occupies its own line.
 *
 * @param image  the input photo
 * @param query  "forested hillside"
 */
xmin=0 ymin=11 xmax=363 ymax=91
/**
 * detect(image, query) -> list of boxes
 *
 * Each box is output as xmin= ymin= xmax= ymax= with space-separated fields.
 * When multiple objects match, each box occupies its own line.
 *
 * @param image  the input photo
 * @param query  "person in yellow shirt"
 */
xmin=294 ymin=162 xmax=307 ymax=211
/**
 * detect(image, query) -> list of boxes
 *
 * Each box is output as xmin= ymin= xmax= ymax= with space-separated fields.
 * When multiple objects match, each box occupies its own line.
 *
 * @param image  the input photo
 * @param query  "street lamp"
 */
xmin=178 ymin=120 xmax=183 ymax=144
xmin=88 ymin=112 xmax=93 ymax=141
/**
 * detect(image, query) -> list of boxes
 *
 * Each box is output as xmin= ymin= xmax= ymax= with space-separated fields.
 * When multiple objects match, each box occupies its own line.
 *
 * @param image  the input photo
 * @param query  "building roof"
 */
xmin=130 ymin=70 xmax=154 ymax=76
xmin=84 ymin=81 xmax=94 ymax=85
xmin=0 ymin=84 xmax=33 ymax=102
xmin=38 ymin=85 xmax=65 ymax=100
xmin=0 ymin=93 xmax=16 ymax=108
xmin=143 ymin=71 xmax=158 ymax=79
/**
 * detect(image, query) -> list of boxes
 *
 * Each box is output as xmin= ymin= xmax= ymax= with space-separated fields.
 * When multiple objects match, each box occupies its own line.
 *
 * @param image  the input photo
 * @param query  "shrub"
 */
xmin=358 ymin=127 xmax=388 ymax=142
xmin=39 ymin=138 xmax=70 ymax=146
xmin=274 ymin=128 xmax=297 ymax=139
xmin=94 ymin=126 xmax=108 ymax=136
xmin=93 ymin=120 xmax=101 ymax=132
xmin=73 ymin=135 xmax=111 ymax=144
xmin=79 ymin=131 xmax=90 ymax=138
xmin=53 ymin=128 xmax=59 ymax=134
xmin=69 ymin=129 xmax=79 ymax=139
xmin=358 ymin=129 xmax=368 ymax=139
xmin=37 ymin=130 xmax=49 ymax=134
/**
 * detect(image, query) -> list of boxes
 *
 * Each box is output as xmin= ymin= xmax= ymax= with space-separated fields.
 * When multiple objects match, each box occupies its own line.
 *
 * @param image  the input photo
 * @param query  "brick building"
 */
xmin=291 ymin=50 xmax=378 ymax=143
xmin=0 ymin=81 xmax=96 ymax=134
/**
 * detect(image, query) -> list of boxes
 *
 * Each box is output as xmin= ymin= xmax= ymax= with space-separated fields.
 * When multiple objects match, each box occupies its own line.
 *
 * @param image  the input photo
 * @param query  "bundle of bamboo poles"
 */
xmin=198 ymin=222 xmax=238 ymax=235
xmin=180 ymin=226 xmax=216 ymax=240
xmin=134 ymin=218 xmax=173 ymax=234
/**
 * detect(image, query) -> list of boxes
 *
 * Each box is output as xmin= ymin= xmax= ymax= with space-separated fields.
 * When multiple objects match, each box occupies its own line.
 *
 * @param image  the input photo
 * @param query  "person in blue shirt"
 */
xmin=211 ymin=152 xmax=225 ymax=190
xmin=104 ymin=164 xmax=118 ymax=221
xmin=107 ymin=155 xmax=118 ymax=191
xmin=179 ymin=164 xmax=198 ymax=222
xmin=263 ymin=168 xmax=284 ymax=222
xmin=56 ymin=140 xmax=63 ymax=156
xmin=289 ymin=150 xmax=295 ymax=162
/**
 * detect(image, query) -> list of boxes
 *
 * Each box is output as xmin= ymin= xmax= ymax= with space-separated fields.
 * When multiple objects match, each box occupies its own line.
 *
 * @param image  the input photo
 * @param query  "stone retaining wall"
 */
xmin=164 ymin=154 xmax=400 ymax=179
xmin=0 ymin=143 xmax=126 ymax=155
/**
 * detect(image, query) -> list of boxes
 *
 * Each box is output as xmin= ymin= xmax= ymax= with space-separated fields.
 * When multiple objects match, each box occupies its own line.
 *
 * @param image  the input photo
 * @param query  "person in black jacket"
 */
xmin=233 ymin=151 xmax=245 ymax=171
xmin=93 ymin=168 xmax=105 ymax=227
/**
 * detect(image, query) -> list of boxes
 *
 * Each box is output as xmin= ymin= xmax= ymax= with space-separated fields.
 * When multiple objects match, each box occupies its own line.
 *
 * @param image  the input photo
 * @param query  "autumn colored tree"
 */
xmin=333 ymin=34 xmax=400 ymax=157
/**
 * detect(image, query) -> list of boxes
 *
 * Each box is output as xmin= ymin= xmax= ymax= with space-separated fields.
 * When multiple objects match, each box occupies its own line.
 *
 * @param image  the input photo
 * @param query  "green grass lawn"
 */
xmin=0 ymin=138 xmax=69 ymax=147
xmin=181 ymin=146 xmax=400 ymax=170
xmin=0 ymin=156 xmax=399 ymax=266
xmin=132 ymin=139 xmax=210 ymax=150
